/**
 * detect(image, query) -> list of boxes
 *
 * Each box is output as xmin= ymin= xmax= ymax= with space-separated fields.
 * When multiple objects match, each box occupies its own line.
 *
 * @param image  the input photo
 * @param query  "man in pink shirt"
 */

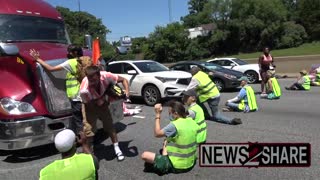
xmin=80 ymin=65 xmax=129 ymax=161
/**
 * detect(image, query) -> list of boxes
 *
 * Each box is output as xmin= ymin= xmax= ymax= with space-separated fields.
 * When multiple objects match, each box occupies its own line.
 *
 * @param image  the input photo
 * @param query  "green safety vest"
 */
xmin=302 ymin=75 xmax=311 ymax=90
xmin=238 ymin=86 xmax=258 ymax=111
xmin=66 ymin=59 xmax=80 ymax=99
xmin=166 ymin=117 xmax=198 ymax=170
xmin=315 ymin=73 xmax=320 ymax=82
xmin=39 ymin=153 xmax=96 ymax=180
xmin=193 ymin=71 xmax=220 ymax=103
xmin=270 ymin=77 xmax=281 ymax=98
xmin=189 ymin=104 xmax=207 ymax=144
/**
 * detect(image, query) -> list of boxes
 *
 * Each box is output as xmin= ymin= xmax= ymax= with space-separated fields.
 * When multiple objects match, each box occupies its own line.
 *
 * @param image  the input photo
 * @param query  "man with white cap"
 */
xmin=39 ymin=129 xmax=99 ymax=180
xmin=223 ymin=76 xmax=258 ymax=113
xmin=285 ymin=70 xmax=311 ymax=90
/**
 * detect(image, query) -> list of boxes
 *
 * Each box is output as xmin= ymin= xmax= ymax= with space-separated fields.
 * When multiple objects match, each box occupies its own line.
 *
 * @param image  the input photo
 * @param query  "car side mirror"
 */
xmin=127 ymin=70 xmax=138 ymax=75
xmin=230 ymin=63 xmax=236 ymax=68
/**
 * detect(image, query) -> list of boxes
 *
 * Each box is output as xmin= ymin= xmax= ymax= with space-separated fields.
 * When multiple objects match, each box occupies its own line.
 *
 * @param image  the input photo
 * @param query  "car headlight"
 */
xmin=155 ymin=76 xmax=177 ymax=83
xmin=0 ymin=98 xmax=36 ymax=115
xmin=224 ymin=74 xmax=237 ymax=79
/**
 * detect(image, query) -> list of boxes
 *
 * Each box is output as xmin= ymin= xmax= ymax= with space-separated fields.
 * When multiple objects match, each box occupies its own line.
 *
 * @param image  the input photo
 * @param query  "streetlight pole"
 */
xmin=168 ymin=0 xmax=172 ymax=23
xmin=77 ymin=0 xmax=81 ymax=12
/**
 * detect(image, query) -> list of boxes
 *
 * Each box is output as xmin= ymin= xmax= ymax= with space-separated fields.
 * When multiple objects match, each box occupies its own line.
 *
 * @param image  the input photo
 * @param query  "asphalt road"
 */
xmin=0 ymin=79 xmax=319 ymax=180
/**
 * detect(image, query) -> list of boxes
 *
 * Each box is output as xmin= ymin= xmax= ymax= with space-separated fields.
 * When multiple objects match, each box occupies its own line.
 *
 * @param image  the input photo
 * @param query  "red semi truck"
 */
xmin=0 ymin=0 xmax=89 ymax=150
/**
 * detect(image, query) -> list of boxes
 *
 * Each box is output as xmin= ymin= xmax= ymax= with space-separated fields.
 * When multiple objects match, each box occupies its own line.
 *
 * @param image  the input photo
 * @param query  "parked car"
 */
xmin=207 ymin=58 xmax=261 ymax=83
xmin=106 ymin=60 xmax=192 ymax=106
xmin=169 ymin=61 xmax=244 ymax=91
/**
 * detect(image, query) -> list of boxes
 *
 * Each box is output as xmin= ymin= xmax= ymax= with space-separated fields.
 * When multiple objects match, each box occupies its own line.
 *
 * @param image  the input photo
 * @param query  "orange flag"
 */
xmin=92 ymin=38 xmax=100 ymax=65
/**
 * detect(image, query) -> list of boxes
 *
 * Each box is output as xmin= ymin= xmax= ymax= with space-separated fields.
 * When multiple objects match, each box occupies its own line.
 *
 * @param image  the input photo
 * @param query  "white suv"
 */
xmin=107 ymin=60 xmax=192 ymax=106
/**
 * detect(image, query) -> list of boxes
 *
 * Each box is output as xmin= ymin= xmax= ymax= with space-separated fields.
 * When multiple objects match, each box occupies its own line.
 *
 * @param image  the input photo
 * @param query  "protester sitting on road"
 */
xmin=223 ymin=76 xmax=258 ymax=112
xmin=182 ymin=89 xmax=207 ymax=144
xmin=261 ymin=70 xmax=281 ymax=99
xmin=141 ymin=101 xmax=198 ymax=175
xmin=285 ymin=70 xmax=311 ymax=91
xmin=311 ymin=67 xmax=320 ymax=86
xmin=80 ymin=65 xmax=129 ymax=161
xmin=30 ymin=45 xmax=85 ymax=135
xmin=39 ymin=129 xmax=99 ymax=180
xmin=186 ymin=66 xmax=242 ymax=125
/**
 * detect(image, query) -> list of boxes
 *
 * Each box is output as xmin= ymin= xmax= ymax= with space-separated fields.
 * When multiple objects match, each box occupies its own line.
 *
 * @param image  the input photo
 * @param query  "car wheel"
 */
xmin=213 ymin=79 xmax=225 ymax=92
xmin=143 ymin=85 xmax=161 ymax=106
xmin=245 ymin=70 xmax=259 ymax=83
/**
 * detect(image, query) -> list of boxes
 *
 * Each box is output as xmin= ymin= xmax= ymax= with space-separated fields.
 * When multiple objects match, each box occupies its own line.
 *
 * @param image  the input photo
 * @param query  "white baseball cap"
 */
xmin=54 ymin=129 xmax=76 ymax=153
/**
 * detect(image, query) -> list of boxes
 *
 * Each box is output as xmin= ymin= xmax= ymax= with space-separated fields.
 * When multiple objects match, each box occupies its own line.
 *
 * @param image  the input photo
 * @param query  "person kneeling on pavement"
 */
xmin=261 ymin=70 xmax=281 ymax=100
xmin=182 ymin=89 xmax=207 ymax=144
xmin=223 ymin=76 xmax=258 ymax=112
xmin=39 ymin=129 xmax=99 ymax=180
xmin=141 ymin=101 xmax=198 ymax=175
xmin=285 ymin=70 xmax=311 ymax=91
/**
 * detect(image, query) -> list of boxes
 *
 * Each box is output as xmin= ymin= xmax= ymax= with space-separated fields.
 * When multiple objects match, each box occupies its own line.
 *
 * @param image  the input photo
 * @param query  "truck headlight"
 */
xmin=155 ymin=76 xmax=177 ymax=83
xmin=0 ymin=98 xmax=36 ymax=115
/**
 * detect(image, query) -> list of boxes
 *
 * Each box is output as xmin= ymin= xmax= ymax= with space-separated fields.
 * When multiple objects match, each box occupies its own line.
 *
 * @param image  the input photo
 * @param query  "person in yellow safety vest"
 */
xmin=39 ymin=129 xmax=99 ymax=180
xmin=264 ymin=70 xmax=281 ymax=99
xmin=30 ymin=45 xmax=84 ymax=134
xmin=285 ymin=70 xmax=311 ymax=91
xmin=182 ymin=89 xmax=207 ymax=144
xmin=186 ymin=66 xmax=242 ymax=125
xmin=311 ymin=67 xmax=320 ymax=86
xmin=141 ymin=101 xmax=198 ymax=175
xmin=223 ymin=76 xmax=258 ymax=113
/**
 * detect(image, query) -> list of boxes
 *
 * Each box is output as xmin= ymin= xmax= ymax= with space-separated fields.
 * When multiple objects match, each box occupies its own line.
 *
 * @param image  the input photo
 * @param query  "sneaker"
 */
xmin=116 ymin=151 xmax=125 ymax=161
xmin=231 ymin=118 xmax=242 ymax=125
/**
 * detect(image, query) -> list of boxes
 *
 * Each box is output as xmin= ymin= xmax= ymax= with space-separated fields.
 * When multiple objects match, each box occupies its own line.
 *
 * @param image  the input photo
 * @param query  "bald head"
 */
xmin=191 ymin=66 xmax=201 ymax=76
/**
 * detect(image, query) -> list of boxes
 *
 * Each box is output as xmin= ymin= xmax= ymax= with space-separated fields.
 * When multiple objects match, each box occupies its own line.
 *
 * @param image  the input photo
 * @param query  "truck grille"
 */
xmin=177 ymin=78 xmax=191 ymax=85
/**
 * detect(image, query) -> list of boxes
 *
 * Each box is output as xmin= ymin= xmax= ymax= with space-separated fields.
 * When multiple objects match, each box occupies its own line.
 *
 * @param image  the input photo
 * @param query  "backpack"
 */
xmin=75 ymin=56 xmax=93 ymax=83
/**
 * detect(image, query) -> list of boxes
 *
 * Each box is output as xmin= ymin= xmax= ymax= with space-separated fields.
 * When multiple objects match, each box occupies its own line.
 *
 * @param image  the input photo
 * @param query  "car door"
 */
xmin=107 ymin=62 xmax=136 ymax=95
xmin=219 ymin=59 xmax=234 ymax=69
xmin=122 ymin=63 xmax=140 ymax=95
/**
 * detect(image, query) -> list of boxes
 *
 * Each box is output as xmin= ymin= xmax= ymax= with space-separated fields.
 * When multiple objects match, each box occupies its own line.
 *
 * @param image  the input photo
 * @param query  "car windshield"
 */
xmin=199 ymin=62 xmax=223 ymax=70
xmin=233 ymin=58 xmax=248 ymax=65
xmin=133 ymin=61 xmax=169 ymax=73
xmin=0 ymin=14 xmax=70 ymax=44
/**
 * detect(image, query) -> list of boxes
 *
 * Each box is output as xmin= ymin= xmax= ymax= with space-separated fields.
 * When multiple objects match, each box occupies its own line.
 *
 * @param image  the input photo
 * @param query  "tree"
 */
xmin=296 ymin=0 xmax=320 ymax=40
xmin=56 ymin=6 xmax=110 ymax=49
xmin=145 ymin=23 xmax=189 ymax=62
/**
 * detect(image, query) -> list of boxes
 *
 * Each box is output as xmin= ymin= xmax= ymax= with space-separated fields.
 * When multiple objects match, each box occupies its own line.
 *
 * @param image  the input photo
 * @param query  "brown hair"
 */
xmin=85 ymin=65 xmax=100 ymax=77
xmin=167 ymin=100 xmax=187 ymax=118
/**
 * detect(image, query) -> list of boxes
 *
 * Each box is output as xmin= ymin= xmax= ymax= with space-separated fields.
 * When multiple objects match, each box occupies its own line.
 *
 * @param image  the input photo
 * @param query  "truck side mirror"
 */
xmin=84 ymin=34 xmax=92 ymax=50
xmin=0 ymin=43 xmax=19 ymax=55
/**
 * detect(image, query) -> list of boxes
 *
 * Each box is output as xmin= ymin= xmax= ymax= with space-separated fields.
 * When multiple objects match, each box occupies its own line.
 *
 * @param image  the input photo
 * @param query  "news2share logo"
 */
xmin=199 ymin=143 xmax=311 ymax=167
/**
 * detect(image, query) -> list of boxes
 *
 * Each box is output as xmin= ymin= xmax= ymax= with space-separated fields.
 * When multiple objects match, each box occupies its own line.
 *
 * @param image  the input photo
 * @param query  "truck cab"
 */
xmin=0 ymin=0 xmax=79 ymax=150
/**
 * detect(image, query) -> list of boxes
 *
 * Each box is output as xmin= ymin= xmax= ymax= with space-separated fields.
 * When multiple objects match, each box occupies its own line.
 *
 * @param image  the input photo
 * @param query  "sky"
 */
xmin=46 ymin=0 xmax=190 ymax=42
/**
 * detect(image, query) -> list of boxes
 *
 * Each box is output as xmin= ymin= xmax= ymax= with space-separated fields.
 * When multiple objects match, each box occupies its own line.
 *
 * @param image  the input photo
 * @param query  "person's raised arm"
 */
xmin=29 ymin=49 xmax=63 ymax=71
xmin=154 ymin=104 xmax=166 ymax=138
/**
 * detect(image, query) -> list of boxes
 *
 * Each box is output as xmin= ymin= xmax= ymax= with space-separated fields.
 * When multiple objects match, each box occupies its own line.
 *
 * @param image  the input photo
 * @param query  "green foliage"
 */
xmin=56 ymin=6 xmax=110 ymax=49
xmin=296 ymin=0 xmax=320 ymax=40
xmin=278 ymin=22 xmax=308 ymax=48
xmin=57 ymin=0 xmax=319 ymax=63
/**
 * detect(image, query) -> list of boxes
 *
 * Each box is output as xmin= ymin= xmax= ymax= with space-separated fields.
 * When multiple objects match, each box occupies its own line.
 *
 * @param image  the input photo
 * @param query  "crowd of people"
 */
xmin=30 ymin=45 xmax=318 ymax=179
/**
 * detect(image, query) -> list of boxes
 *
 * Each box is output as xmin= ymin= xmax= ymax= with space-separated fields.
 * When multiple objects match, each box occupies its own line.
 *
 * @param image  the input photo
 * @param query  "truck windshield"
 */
xmin=0 ymin=15 xmax=70 ymax=44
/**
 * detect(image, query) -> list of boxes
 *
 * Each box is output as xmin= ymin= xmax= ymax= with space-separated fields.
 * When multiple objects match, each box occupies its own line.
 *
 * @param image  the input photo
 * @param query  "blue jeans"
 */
xmin=226 ymin=102 xmax=241 ymax=111
xmin=199 ymin=96 xmax=233 ymax=124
